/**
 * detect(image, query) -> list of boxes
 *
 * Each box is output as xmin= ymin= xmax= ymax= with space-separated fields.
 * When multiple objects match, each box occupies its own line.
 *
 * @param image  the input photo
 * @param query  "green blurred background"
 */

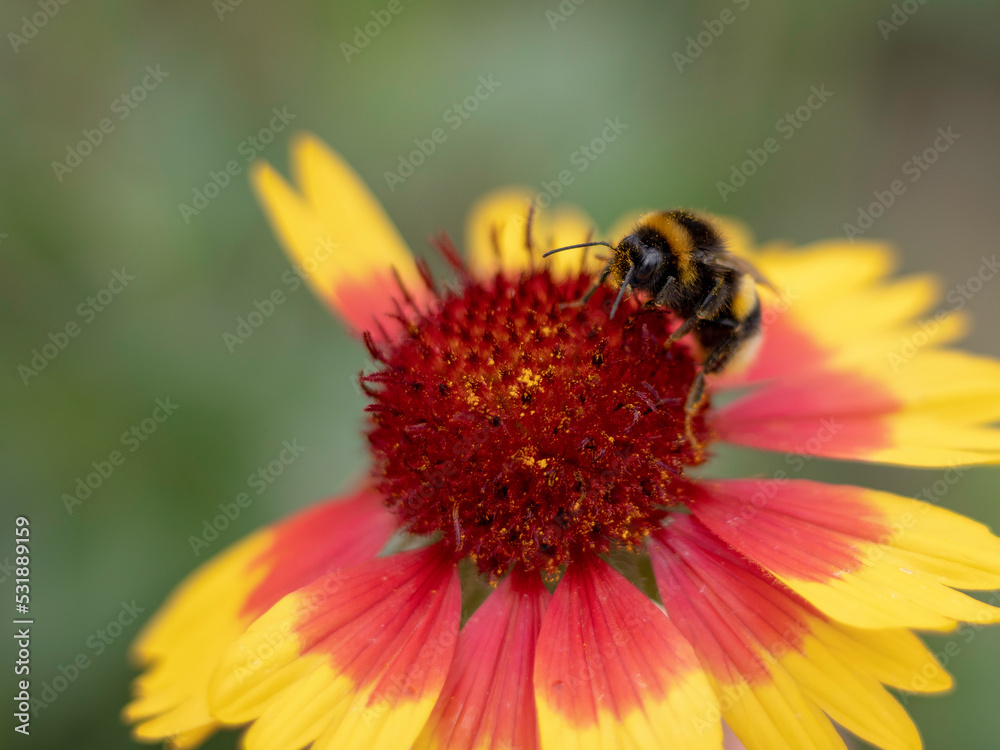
xmin=2 ymin=0 xmax=999 ymax=748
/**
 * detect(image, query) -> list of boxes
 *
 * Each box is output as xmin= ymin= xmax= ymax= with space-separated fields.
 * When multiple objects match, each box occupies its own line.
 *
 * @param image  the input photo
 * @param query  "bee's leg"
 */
xmin=561 ymin=265 xmax=611 ymax=309
xmin=643 ymin=277 xmax=676 ymax=310
xmin=663 ymin=313 xmax=701 ymax=347
xmin=683 ymin=369 xmax=707 ymax=451
xmin=683 ymin=328 xmax=743 ymax=452
xmin=664 ymin=277 xmax=725 ymax=346
xmin=701 ymin=331 xmax=741 ymax=374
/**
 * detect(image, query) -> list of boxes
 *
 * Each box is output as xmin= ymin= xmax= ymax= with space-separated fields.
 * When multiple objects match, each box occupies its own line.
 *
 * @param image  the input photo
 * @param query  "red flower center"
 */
xmin=364 ymin=269 xmax=709 ymax=577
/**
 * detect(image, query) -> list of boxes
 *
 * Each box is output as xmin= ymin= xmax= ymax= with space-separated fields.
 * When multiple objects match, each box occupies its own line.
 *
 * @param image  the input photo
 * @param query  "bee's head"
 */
xmin=619 ymin=236 xmax=664 ymax=287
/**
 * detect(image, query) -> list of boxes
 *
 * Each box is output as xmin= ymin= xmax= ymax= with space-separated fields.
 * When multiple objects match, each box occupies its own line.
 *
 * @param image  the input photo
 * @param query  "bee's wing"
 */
xmin=715 ymin=252 xmax=777 ymax=293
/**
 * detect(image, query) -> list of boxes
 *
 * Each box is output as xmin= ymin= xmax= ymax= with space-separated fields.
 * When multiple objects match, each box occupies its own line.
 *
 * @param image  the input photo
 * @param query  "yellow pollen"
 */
xmin=518 ymin=368 xmax=543 ymax=389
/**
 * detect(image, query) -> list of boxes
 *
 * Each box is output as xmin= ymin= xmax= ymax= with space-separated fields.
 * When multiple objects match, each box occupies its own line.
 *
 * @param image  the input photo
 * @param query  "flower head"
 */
xmin=366 ymin=265 xmax=709 ymax=578
xmin=125 ymin=134 xmax=1000 ymax=750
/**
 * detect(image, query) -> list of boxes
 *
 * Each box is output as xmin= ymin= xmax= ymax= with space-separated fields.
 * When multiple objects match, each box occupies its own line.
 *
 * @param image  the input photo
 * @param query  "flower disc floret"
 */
xmin=364 ymin=269 xmax=709 ymax=577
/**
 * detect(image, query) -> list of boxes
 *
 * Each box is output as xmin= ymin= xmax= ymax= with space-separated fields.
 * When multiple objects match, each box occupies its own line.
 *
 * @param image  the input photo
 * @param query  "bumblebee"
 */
xmin=543 ymin=209 xmax=770 ymax=446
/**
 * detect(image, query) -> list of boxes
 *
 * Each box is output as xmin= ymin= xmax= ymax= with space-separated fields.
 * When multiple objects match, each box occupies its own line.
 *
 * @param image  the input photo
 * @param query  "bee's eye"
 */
xmin=634 ymin=252 xmax=661 ymax=281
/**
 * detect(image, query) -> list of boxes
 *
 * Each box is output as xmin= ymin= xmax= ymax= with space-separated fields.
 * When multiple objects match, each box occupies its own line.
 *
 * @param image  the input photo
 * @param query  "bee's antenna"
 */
xmin=542 ymin=241 xmax=614 ymax=258
xmin=609 ymin=266 xmax=635 ymax=319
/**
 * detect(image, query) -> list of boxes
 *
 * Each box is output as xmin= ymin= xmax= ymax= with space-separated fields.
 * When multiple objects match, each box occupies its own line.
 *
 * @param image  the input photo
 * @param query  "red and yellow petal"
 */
xmin=252 ymin=134 xmax=429 ymax=339
xmin=533 ymin=556 xmax=721 ymax=750
xmin=712 ymin=242 xmax=1000 ymax=466
xmin=124 ymin=487 xmax=393 ymax=748
xmin=651 ymin=516 xmax=950 ymax=750
xmin=466 ymin=188 xmax=601 ymax=280
xmin=208 ymin=545 xmax=460 ymax=750
xmin=414 ymin=567 xmax=549 ymax=750
xmin=689 ymin=479 xmax=1000 ymax=630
